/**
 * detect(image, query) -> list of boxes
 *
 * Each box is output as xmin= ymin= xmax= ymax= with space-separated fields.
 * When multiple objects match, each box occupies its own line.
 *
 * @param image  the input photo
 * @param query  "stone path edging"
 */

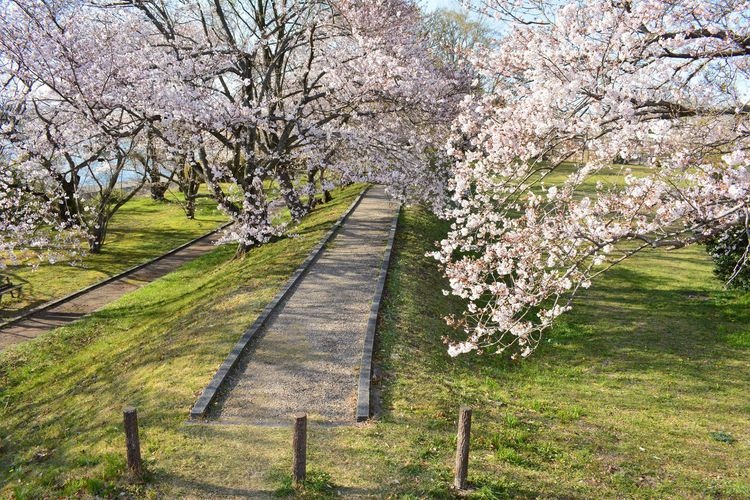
xmin=356 ymin=205 xmax=400 ymax=422
xmin=0 ymin=221 xmax=232 ymax=331
xmin=189 ymin=186 xmax=371 ymax=420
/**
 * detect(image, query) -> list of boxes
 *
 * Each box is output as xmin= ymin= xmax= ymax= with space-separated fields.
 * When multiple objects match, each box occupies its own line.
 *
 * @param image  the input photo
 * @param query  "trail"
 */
xmin=0 ymin=227 xmax=226 ymax=350
xmin=214 ymin=186 xmax=398 ymax=424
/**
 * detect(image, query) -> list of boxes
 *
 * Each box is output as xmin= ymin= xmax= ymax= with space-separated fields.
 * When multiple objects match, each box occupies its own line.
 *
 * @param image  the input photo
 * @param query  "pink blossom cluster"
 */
xmin=436 ymin=0 xmax=750 ymax=358
xmin=0 ymin=163 xmax=86 ymax=268
xmin=1 ymin=0 xmax=465 ymax=262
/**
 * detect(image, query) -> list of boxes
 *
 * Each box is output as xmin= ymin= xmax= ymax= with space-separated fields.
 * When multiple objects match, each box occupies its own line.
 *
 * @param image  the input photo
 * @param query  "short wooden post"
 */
xmin=454 ymin=406 xmax=472 ymax=490
xmin=123 ymin=406 xmax=142 ymax=479
xmin=292 ymin=413 xmax=307 ymax=486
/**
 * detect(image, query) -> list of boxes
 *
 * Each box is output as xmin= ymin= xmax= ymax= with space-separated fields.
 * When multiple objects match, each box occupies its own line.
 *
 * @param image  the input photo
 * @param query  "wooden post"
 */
xmin=292 ymin=413 xmax=307 ymax=486
xmin=454 ymin=406 xmax=472 ymax=490
xmin=123 ymin=406 xmax=142 ymax=479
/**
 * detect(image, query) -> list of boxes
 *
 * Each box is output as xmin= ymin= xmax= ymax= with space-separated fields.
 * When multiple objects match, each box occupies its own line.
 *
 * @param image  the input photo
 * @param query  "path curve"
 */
xmin=0 ymin=226 xmax=228 ymax=351
xmin=212 ymin=186 xmax=398 ymax=424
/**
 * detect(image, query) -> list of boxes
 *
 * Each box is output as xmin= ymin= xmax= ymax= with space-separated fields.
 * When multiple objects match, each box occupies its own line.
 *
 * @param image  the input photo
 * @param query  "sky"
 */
xmin=422 ymin=0 xmax=463 ymax=12
xmin=419 ymin=0 xmax=748 ymax=102
xmin=421 ymin=0 xmax=505 ymax=32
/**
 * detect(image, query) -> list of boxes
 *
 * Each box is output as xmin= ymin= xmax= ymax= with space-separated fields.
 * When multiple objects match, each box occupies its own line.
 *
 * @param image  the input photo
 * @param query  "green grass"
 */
xmin=364 ymin=207 xmax=750 ymax=498
xmin=1 ymin=200 xmax=748 ymax=498
xmin=0 ymin=185 xmax=363 ymax=497
xmin=2 ymin=193 xmax=226 ymax=317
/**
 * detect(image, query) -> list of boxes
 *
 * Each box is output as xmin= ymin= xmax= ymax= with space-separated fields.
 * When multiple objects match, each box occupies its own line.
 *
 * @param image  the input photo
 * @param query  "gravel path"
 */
xmin=0 ymin=228 xmax=225 ymax=351
xmin=214 ymin=186 xmax=398 ymax=424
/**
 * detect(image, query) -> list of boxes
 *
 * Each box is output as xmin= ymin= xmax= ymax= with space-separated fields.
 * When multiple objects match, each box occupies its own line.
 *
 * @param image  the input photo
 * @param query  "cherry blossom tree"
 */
xmin=1 ymin=0 xmax=464 ymax=261
xmin=112 ymin=0 xmax=462 ymax=252
xmin=0 ymin=158 xmax=88 ymax=269
xmin=435 ymin=0 xmax=750 ymax=358
xmin=0 ymin=0 xmax=154 ymax=254
xmin=1 ymin=75 xmax=83 ymax=267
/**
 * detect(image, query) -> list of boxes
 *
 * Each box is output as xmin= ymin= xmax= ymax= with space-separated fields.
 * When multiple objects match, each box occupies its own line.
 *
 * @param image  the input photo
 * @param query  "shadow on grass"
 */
xmin=370 ymin=205 xmax=750 ymax=498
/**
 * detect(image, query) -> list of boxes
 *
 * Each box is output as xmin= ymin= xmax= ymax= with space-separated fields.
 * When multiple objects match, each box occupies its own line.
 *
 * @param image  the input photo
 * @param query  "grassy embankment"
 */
xmin=364 ymin=164 xmax=748 ymax=497
xmin=365 ymin=207 xmax=749 ymax=497
xmin=1 ymin=191 xmax=226 ymax=317
xmin=0 ymin=185 xmax=363 ymax=497
xmin=1 ymin=185 xmax=748 ymax=497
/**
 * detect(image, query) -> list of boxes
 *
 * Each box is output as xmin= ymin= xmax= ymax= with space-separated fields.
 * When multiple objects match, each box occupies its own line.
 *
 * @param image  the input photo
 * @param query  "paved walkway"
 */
xmin=0 ymin=228 xmax=226 ymax=351
xmin=214 ymin=186 xmax=398 ymax=424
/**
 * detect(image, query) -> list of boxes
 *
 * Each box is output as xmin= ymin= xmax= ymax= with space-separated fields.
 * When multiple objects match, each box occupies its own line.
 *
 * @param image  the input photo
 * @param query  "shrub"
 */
xmin=706 ymin=224 xmax=750 ymax=290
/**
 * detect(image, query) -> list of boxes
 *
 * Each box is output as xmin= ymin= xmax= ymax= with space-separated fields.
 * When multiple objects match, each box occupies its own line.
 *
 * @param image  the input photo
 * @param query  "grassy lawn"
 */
xmin=1 ymin=193 xmax=226 ymax=317
xmin=0 ymin=185 xmax=363 ymax=498
xmin=365 ymin=207 xmax=750 ymax=497
xmin=0 ymin=200 xmax=747 ymax=498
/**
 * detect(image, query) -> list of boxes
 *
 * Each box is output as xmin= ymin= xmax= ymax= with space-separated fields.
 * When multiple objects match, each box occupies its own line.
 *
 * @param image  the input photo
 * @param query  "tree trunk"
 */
xmin=278 ymin=168 xmax=307 ymax=221
xmin=198 ymin=148 xmax=274 ymax=257
xmin=181 ymin=175 xmax=199 ymax=219
xmin=149 ymin=164 xmax=168 ymax=201
xmin=185 ymin=194 xmax=196 ymax=219
xmin=305 ymin=167 xmax=319 ymax=211
xmin=320 ymin=168 xmax=332 ymax=203
xmin=233 ymin=176 xmax=273 ymax=256
xmin=89 ymin=225 xmax=106 ymax=253
xmin=56 ymin=171 xmax=81 ymax=227
xmin=88 ymin=211 xmax=109 ymax=253
xmin=179 ymin=157 xmax=203 ymax=219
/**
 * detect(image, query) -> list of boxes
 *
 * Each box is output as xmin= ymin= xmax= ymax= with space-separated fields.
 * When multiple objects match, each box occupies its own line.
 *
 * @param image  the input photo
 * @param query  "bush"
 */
xmin=706 ymin=224 xmax=750 ymax=290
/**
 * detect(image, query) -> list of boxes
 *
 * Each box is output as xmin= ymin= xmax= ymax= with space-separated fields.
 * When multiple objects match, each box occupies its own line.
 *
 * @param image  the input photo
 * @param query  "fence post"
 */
xmin=123 ymin=406 xmax=142 ymax=479
xmin=292 ymin=413 xmax=307 ymax=486
xmin=454 ymin=406 xmax=472 ymax=490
